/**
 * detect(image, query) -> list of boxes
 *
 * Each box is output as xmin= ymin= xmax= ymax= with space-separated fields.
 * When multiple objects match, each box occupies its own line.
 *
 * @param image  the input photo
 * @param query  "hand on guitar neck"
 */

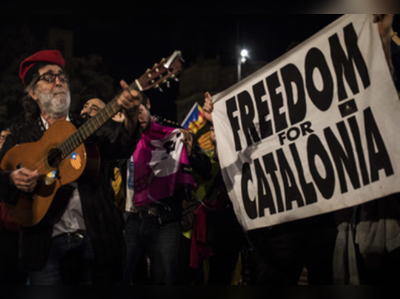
xmin=6 ymin=80 xmax=139 ymax=197
xmin=1 ymin=50 xmax=183 ymax=227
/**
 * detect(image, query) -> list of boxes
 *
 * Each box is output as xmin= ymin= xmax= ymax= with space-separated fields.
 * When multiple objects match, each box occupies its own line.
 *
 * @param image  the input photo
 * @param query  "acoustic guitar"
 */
xmin=0 ymin=51 xmax=183 ymax=227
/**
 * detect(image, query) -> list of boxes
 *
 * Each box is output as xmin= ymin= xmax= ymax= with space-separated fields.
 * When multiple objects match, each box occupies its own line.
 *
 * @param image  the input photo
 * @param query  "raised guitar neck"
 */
xmin=58 ymin=81 xmax=139 ymax=159
xmin=56 ymin=50 xmax=183 ymax=159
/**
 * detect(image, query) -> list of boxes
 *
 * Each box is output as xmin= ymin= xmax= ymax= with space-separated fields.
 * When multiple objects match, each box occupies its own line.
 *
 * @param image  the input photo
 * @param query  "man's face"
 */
xmin=0 ymin=130 xmax=11 ymax=149
xmin=138 ymin=103 xmax=152 ymax=131
xmin=80 ymin=98 xmax=106 ymax=117
xmin=29 ymin=65 xmax=71 ymax=119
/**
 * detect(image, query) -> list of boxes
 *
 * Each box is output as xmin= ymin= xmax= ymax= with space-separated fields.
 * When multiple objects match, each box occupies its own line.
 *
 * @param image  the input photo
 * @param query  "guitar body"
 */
xmin=0 ymin=120 xmax=100 ymax=227
xmin=0 ymin=50 xmax=182 ymax=227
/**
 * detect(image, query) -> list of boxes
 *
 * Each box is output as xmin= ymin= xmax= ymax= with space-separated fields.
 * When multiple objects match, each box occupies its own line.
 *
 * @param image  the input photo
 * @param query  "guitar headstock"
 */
xmin=135 ymin=50 xmax=183 ymax=92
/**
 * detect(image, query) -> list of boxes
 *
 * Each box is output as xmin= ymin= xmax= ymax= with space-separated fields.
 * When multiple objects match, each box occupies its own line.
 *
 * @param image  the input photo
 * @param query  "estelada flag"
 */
xmin=133 ymin=120 xmax=195 ymax=206
xmin=181 ymin=102 xmax=214 ymax=154
xmin=181 ymin=102 xmax=207 ymax=134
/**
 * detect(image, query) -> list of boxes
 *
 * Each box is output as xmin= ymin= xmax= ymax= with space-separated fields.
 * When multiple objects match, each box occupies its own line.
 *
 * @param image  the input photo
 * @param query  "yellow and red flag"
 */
xmin=181 ymin=103 xmax=214 ymax=154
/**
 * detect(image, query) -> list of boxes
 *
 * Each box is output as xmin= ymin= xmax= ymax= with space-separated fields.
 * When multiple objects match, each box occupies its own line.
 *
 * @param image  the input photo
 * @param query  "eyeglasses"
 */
xmin=35 ymin=71 xmax=69 ymax=84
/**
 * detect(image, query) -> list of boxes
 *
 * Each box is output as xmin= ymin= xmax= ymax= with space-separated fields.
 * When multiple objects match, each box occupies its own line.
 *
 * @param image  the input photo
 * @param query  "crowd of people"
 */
xmin=0 ymin=14 xmax=399 ymax=285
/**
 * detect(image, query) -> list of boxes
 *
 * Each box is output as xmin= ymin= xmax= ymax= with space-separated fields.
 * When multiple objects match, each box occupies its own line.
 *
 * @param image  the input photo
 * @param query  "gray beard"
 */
xmin=37 ymin=88 xmax=71 ymax=119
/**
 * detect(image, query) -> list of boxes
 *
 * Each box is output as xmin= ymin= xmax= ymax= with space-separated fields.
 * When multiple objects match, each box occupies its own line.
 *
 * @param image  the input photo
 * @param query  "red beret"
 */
xmin=19 ymin=50 xmax=65 ymax=86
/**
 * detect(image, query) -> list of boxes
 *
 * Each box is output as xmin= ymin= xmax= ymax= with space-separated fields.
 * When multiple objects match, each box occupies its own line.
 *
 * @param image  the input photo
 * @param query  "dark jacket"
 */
xmin=0 ymin=115 xmax=140 ymax=284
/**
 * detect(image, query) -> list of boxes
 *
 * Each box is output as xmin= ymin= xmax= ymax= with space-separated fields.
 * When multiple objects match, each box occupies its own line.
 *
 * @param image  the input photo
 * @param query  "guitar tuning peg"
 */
xmin=156 ymin=85 xmax=163 ymax=92
xmin=170 ymin=74 xmax=179 ymax=83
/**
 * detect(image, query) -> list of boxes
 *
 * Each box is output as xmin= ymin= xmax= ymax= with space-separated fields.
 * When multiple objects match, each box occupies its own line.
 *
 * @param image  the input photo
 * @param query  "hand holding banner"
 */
xmin=212 ymin=14 xmax=400 ymax=231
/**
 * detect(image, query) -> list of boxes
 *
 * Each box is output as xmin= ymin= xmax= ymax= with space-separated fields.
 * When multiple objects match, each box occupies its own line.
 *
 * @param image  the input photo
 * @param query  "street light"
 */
xmin=238 ymin=48 xmax=249 ymax=81
xmin=241 ymin=49 xmax=249 ymax=62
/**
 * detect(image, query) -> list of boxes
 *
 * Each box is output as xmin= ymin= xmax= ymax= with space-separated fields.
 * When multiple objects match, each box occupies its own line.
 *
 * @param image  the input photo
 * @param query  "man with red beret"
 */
xmin=0 ymin=49 xmax=142 ymax=285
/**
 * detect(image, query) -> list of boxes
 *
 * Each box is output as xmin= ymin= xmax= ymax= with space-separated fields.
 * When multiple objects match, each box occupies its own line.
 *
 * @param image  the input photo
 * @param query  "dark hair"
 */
xmin=22 ymin=95 xmax=40 ymax=123
xmin=22 ymin=65 xmax=42 ymax=123
xmin=24 ymin=63 xmax=49 ymax=87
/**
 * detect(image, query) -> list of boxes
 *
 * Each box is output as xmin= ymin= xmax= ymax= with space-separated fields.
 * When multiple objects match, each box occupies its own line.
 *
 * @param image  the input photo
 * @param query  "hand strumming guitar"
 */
xmin=10 ymin=168 xmax=39 ymax=193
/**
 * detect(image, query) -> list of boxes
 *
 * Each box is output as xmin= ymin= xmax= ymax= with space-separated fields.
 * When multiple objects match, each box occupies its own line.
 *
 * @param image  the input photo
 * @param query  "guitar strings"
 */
xmin=27 ymin=99 xmax=120 ymax=176
xmin=22 ymin=62 xmax=178 ymax=177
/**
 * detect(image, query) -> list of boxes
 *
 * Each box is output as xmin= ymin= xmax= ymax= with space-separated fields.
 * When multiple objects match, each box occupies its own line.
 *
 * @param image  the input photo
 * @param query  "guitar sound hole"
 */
xmin=48 ymin=148 xmax=62 ymax=168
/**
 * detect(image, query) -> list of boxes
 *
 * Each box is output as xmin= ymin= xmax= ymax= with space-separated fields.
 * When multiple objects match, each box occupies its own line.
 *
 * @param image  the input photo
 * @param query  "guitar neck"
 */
xmin=59 ymin=81 xmax=139 ymax=159
xmin=57 ymin=50 xmax=183 ymax=159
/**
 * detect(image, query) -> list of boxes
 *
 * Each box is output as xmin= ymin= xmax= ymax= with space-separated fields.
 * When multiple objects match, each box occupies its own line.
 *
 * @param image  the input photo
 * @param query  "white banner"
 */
xmin=212 ymin=14 xmax=400 ymax=231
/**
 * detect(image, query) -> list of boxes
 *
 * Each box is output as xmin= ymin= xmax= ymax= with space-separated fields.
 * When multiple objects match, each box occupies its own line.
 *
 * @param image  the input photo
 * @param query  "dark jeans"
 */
xmin=123 ymin=212 xmax=181 ymax=285
xmin=248 ymin=226 xmax=337 ymax=285
xmin=0 ymin=230 xmax=28 ymax=285
xmin=357 ymin=247 xmax=400 ymax=285
xmin=28 ymin=231 xmax=95 ymax=285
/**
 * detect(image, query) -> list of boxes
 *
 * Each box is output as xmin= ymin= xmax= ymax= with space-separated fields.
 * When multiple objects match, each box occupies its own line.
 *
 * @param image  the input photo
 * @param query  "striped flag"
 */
xmin=181 ymin=102 xmax=214 ymax=154
xmin=181 ymin=102 xmax=207 ymax=134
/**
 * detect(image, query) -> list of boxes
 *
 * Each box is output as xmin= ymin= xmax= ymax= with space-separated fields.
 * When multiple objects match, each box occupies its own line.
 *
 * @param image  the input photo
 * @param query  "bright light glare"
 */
xmin=241 ymin=49 xmax=249 ymax=58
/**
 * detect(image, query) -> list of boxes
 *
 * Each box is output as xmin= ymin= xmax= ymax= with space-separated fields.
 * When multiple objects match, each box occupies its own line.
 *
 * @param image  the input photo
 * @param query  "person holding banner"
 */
xmin=208 ymin=91 xmax=337 ymax=285
xmin=386 ymin=16 xmax=400 ymax=91
xmin=204 ymin=73 xmax=337 ymax=285
xmin=374 ymin=14 xmax=400 ymax=91
xmin=333 ymin=14 xmax=400 ymax=285
xmin=206 ymin=14 xmax=400 ymax=285
xmin=198 ymin=94 xmax=248 ymax=285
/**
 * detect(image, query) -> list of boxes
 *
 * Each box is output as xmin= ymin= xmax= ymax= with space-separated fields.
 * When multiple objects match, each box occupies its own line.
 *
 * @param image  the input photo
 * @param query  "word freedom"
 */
xmin=225 ymin=22 xmax=394 ymax=219
xmin=227 ymin=23 xmax=370 ymax=151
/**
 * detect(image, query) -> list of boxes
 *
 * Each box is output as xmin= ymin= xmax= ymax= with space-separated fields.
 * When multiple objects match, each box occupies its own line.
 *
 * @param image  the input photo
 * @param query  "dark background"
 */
xmin=0 ymin=14 xmax=398 ymax=129
xmin=31 ymin=14 xmax=344 ymax=83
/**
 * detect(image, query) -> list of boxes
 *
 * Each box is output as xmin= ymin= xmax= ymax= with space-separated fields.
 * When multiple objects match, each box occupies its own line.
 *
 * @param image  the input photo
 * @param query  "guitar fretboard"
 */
xmin=59 ymin=98 xmax=120 ymax=159
xmin=58 ymin=81 xmax=140 ymax=159
xmin=53 ymin=50 xmax=181 ymax=160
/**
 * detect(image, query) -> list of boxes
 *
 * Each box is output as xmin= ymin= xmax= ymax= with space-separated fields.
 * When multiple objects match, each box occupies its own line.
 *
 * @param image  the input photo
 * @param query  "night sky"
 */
xmin=44 ymin=15 xmax=345 ymax=81
xmin=1 ymin=15 xmax=346 ymax=80
xmin=1 ymin=14 xmax=399 ymax=121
